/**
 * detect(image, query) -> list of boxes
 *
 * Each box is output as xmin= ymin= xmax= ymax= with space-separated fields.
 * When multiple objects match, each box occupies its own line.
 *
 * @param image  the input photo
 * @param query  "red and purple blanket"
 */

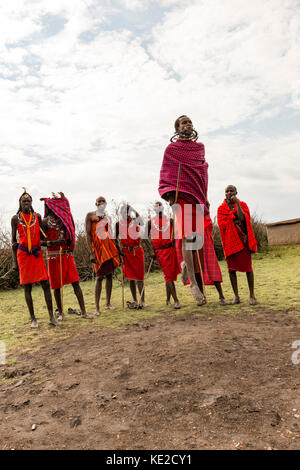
xmin=158 ymin=139 xmax=208 ymax=208
xmin=42 ymin=197 xmax=76 ymax=252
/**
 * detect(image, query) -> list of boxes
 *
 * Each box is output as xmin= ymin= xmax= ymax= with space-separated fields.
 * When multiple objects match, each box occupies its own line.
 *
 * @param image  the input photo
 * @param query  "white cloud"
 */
xmin=0 ymin=0 xmax=299 ymax=228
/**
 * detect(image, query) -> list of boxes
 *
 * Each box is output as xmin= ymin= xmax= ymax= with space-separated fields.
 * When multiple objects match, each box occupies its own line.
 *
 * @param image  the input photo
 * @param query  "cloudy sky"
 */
xmin=1 ymin=0 xmax=299 ymax=227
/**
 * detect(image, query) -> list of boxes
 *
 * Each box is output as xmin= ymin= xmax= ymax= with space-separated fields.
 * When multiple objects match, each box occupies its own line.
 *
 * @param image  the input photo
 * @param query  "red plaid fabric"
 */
xmin=158 ymin=139 xmax=208 ymax=211
xmin=202 ymin=215 xmax=222 ymax=285
xmin=217 ymin=200 xmax=257 ymax=259
xmin=42 ymin=197 xmax=76 ymax=252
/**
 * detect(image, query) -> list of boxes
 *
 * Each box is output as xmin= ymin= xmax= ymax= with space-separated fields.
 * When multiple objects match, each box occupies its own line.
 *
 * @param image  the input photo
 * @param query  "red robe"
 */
xmin=151 ymin=216 xmax=180 ymax=283
xmin=17 ymin=212 xmax=48 ymax=285
xmin=217 ymin=200 xmax=257 ymax=272
xmin=46 ymin=224 xmax=79 ymax=289
xmin=120 ymin=218 xmax=144 ymax=281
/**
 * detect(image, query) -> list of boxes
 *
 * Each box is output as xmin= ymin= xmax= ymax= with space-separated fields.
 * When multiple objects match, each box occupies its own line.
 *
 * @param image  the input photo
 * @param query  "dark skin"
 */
xmin=85 ymin=197 xmax=116 ymax=315
xmin=116 ymin=204 xmax=146 ymax=307
xmin=11 ymin=195 xmax=57 ymax=327
xmin=147 ymin=202 xmax=181 ymax=308
xmin=225 ymin=185 xmax=258 ymax=305
xmin=42 ymin=207 xmax=91 ymax=320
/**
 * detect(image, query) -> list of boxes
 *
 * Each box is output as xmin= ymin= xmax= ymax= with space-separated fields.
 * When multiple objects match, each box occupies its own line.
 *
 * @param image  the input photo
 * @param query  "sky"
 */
xmin=0 ymin=0 xmax=299 ymax=228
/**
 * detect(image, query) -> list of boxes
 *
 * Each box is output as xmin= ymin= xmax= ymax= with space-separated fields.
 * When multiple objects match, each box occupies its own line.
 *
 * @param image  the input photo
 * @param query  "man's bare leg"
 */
xmin=168 ymin=281 xmax=181 ymax=309
xmin=105 ymin=274 xmax=114 ymax=309
xmin=41 ymin=280 xmax=58 ymax=326
xmin=94 ymin=277 xmax=103 ymax=315
xmin=214 ymin=281 xmax=226 ymax=305
xmin=229 ymin=271 xmax=240 ymax=304
xmin=246 ymin=271 xmax=258 ymax=305
xmin=137 ymin=280 xmax=147 ymax=307
xmin=72 ymin=281 xmax=92 ymax=318
xmin=24 ymin=284 xmax=38 ymax=327
xmin=54 ymin=288 xmax=63 ymax=320
xmin=129 ymin=280 xmax=138 ymax=305
xmin=182 ymin=238 xmax=205 ymax=304
xmin=166 ymin=283 xmax=172 ymax=305
xmin=195 ymin=272 xmax=206 ymax=305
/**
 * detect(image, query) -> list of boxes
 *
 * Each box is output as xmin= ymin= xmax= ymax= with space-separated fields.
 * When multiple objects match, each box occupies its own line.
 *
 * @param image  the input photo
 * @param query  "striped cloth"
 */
xmin=42 ymin=196 xmax=76 ymax=252
xmin=217 ymin=200 xmax=257 ymax=259
xmin=91 ymin=218 xmax=120 ymax=273
xmin=158 ymin=139 xmax=208 ymax=211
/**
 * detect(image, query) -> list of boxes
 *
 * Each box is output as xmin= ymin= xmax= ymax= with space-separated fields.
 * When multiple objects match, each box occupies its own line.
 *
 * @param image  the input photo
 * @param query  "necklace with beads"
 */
xmin=152 ymin=216 xmax=170 ymax=232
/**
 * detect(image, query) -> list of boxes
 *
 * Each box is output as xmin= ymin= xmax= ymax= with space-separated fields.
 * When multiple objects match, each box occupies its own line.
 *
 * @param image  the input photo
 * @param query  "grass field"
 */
xmin=0 ymin=245 xmax=299 ymax=362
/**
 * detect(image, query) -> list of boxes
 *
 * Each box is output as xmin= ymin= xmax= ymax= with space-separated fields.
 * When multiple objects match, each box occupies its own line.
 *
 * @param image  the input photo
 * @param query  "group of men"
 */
xmin=11 ymin=115 xmax=258 ymax=328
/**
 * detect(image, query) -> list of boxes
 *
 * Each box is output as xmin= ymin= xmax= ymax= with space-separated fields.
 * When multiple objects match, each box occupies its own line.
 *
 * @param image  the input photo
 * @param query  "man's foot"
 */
xmin=94 ymin=310 xmax=101 ymax=316
xmin=105 ymin=304 xmax=114 ymax=310
xmin=57 ymin=314 xmax=64 ymax=321
xmin=166 ymin=300 xmax=172 ymax=306
xmin=80 ymin=313 xmax=93 ymax=319
xmin=190 ymin=284 xmax=205 ymax=303
xmin=30 ymin=319 xmax=38 ymax=329
xmin=219 ymin=298 xmax=227 ymax=306
xmin=181 ymin=262 xmax=188 ymax=284
xmin=197 ymin=297 xmax=207 ymax=306
xmin=230 ymin=296 xmax=240 ymax=304
xmin=140 ymin=301 xmax=148 ymax=308
xmin=249 ymin=297 xmax=258 ymax=305
xmin=49 ymin=317 xmax=59 ymax=326
xmin=174 ymin=301 xmax=181 ymax=309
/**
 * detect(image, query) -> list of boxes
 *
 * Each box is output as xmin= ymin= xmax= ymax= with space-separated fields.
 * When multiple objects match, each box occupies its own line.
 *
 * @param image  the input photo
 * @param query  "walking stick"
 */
xmin=137 ymin=257 xmax=154 ymax=309
xmin=196 ymin=248 xmax=206 ymax=298
xmin=121 ymin=257 xmax=125 ymax=309
xmin=59 ymin=246 xmax=64 ymax=318
xmin=170 ymin=163 xmax=182 ymax=241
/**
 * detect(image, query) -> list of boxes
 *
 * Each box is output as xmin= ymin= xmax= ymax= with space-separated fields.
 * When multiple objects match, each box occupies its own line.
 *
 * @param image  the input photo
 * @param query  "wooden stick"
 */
xmin=138 ymin=257 xmax=154 ymax=308
xmin=59 ymin=246 xmax=64 ymax=318
xmin=121 ymin=258 xmax=125 ymax=309
xmin=171 ymin=163 xmax=182 ymax=241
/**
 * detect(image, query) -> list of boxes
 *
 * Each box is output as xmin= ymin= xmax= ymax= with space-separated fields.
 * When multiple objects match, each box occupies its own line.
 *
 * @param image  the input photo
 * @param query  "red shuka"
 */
xmin=151 ymin=216 xmax=180 ymax=283
xmin=46 ymin=225 xmax=79 ymax=289
xmin=17 ymin=212 xmax=48 ymax=285
xmin=120 ymin=218 xmax=144 ymax=281
xmin=217 ymin=200 xmax=257 ymax=259
xmin=91 ymin=217 xmax=120 ymax=275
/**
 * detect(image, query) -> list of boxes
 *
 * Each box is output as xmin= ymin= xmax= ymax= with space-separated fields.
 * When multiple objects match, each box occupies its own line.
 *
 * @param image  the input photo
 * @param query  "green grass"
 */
xmin=0 ymin=245 xmax=299 ymax=362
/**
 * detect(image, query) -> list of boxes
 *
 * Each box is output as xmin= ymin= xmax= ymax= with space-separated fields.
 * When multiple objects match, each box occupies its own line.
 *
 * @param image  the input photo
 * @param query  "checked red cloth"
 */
xmin=217 ymin=200 xmax=257 ymax=259
xmin=42 ymin=197 xmax=76 ymax=251
xmin=158 ymin=139 xmax=208 ymax=213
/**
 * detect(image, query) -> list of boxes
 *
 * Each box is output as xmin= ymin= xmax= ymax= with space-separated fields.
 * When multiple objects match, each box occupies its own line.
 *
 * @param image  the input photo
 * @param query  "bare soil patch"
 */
xmin=0 ymin=309 xmax=300 ymax=450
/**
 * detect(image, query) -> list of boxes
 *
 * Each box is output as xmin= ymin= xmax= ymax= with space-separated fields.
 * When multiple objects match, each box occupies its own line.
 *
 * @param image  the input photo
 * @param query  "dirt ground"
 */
xmin=0 ymin=309 xmax=300 ymax=450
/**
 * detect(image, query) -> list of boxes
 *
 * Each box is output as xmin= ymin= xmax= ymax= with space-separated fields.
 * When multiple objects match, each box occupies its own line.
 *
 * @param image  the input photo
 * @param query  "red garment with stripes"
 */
xmin=175 ymin=214 xmax=222 ymax=285
xmin=91 ymin=217 xmax=120 ymax=274
xmin=151 ymin=216 xmax=180 ymax=283
xmin=17 ymin=212 xmax=48 ymax=285
xmin=120 ymin=218 xmax=144 ymax=281
xmin=46 ymin=225 xmax=79 ymax=289
xmin=217 ymin=200 xmax=257 ymax=258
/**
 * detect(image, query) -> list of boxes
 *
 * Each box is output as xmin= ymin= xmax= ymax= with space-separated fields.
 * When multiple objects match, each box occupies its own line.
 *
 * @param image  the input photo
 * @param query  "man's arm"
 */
xmin=85 ymin=213 xmax=96 ymax=263
xmin=11 ymin=215 xmax=19 ymax=271
xmin=231 ymin=196 xmax=245 ymax=223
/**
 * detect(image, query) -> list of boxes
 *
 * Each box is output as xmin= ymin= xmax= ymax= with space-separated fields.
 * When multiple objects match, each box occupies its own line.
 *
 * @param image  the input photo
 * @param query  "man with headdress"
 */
xmin=158 ymin=115 xmax=208 ymax=306
xmin=147 ymin=201 xmax=181 ymax=308
xmin=42 ymin=192 xmax=91 ymax=320
xmin=85 ymin=196 xmax=120 ymax=315
xmin=11 ymin=190 xmax=58 ymax=328
xmin=116 ymin=203 xmax=146 ymax=308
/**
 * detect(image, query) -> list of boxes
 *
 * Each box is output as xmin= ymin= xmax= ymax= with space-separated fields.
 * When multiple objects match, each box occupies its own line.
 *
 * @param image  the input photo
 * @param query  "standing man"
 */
xmin=148 ymin=202 xmax=181 ymax=309
xmin=159 ymin=115 xmax=208 ymax=306
xmin=11 ymin=191 xmax=58 ymax=328
xmin=85 ymin=196 xmax=120 ymax=315
xmin=217 ymin=185 xmax=258 ymax=305
xmin=116 ymin=203 xmax=146 ymax=308
xmin=42 ymin=193 xmax=91 ymax=320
